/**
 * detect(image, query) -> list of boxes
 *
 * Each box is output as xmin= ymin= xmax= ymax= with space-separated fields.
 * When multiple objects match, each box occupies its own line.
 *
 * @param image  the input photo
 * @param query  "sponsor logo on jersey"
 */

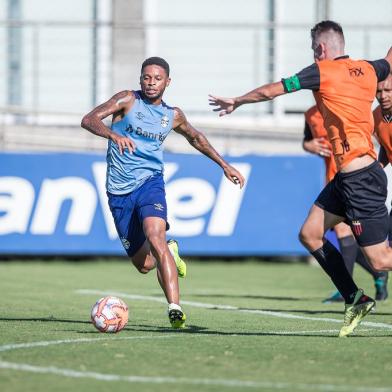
xmin=348 ymin=67 xmax=364 ymax=77
xmin=125 ymin=124 xmax=167 ymax=144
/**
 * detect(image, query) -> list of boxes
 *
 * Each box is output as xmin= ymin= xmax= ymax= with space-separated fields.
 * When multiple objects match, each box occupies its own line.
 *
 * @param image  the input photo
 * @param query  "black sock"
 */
xmin=338 ymin=235 xmax=356 ymax=276
xmin=311 ymin=240 xmax=358 ymax=303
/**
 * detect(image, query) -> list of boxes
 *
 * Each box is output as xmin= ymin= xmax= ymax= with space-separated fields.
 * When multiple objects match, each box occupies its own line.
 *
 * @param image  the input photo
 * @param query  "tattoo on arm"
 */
xmin=173 ymin=108 xmax=227 ymax=168
xmin=81 ymin=91 xmax=133 ymax=139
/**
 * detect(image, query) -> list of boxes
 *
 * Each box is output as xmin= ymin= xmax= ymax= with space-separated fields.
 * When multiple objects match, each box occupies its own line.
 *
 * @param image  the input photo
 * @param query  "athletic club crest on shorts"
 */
xmin=352 ymin=220 xmax=363 ymax=236
xmin=161 ymin=115 xmax=169 ymax=128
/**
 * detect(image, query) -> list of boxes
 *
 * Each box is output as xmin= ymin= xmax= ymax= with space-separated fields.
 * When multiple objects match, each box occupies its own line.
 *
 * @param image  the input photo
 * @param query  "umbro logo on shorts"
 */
xmin=121 ymin=238 xmax=130 ymax=250
xmin=154 ymin=203 xmax=164 ymax=211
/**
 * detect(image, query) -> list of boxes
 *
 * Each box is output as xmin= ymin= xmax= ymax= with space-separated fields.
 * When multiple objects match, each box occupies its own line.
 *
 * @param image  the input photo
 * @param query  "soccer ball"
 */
xmin=91 ymin=296 xmax=128 ymax=333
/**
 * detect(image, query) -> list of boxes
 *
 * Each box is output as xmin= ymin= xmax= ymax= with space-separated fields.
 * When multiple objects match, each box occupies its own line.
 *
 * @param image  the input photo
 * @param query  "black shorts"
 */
xmin=315 ymin=161 xmax=388 ymax=247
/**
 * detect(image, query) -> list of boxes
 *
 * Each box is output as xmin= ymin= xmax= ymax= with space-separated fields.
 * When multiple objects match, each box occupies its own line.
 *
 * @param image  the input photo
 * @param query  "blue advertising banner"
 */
xmin=0 ymin=152 xmax=324 ymax=256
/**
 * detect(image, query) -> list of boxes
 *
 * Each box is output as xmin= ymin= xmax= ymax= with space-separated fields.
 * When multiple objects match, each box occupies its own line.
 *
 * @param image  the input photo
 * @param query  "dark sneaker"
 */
xmin=339 ymin=289 xmax=375 ymax=337
xmin=168 ymin=304 xmax=186 ymax=329
xmin=322 ymin=290 xmax=344 ymax=304
xmin=375 ymin=274 xmax=388 ymax=301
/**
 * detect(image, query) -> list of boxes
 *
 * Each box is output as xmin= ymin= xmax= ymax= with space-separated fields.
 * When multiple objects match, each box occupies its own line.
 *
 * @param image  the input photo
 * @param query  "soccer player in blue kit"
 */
xmin=81 ymin=57 xmax=245 ymax=328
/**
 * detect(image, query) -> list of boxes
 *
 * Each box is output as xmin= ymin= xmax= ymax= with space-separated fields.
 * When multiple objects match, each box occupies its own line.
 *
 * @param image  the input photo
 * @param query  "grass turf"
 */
xmin=0 ymin=259 xmax=391 ymax=392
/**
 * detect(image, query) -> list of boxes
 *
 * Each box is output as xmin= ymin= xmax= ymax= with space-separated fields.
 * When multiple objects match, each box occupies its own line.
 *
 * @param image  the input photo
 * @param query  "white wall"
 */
xmin=0 ymin=1 xmax=6 ymax=108
xmin=144 ymin=0 xmax=392 ymax=121
xmin=1 ymin=0 xmax=392 ymax=123
xmin=144 ymin=0 xmax=271 ymax=116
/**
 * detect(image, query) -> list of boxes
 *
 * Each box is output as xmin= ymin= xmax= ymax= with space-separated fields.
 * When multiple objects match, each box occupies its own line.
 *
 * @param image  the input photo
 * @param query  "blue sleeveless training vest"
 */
xmin=106 ymin=90 xmax=174 ymax=194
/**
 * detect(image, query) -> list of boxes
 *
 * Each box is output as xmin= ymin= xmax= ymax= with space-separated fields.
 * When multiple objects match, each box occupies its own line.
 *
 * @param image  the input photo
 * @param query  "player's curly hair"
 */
xmin=141 ymin=57 xmax=170 ymax=76
xmin=311 ymin=20 xmax=344 ymax=42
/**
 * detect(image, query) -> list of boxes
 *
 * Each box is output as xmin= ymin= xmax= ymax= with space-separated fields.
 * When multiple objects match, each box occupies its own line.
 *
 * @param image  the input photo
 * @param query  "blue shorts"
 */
xmin=107 ymin=174 xmax=168 ymax=257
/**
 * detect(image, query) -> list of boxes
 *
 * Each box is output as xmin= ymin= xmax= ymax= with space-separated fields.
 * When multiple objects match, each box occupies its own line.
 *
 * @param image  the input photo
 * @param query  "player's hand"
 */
xmin=208 ymin=95 xmax=237 ymax=117
xmin=305 ymin=137 xmax=332 ymax=157
xmin=223 ymin=165 xmax=245 ymax=189
xmin=109 ymin=133 xmax=136 ymax=155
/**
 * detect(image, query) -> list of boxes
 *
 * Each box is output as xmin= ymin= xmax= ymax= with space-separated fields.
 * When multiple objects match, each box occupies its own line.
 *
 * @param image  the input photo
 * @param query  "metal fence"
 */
xmin=1 ymin=19 xmax=392 ymax=128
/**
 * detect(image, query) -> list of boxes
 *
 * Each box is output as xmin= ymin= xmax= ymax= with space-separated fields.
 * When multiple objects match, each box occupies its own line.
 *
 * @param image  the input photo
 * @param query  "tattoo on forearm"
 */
xmin=81 ymin=90 xmax=132 ymax=139
xmin=81 ymin=113 xmax=112 ymax=139
xmin=189 ymin=133 xmax=223 ymax=165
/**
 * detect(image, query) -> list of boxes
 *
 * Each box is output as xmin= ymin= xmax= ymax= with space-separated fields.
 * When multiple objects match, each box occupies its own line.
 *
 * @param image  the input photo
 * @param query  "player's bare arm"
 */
xmin=303 ymin=137 xmax=332 ymax=157
xmin=81 ymin=90 xmax=136 ymax=154
xmin=209 ymin=81 xmax=286 ymax=117
xmin=173 ymin=107 xmax=245 ymax=188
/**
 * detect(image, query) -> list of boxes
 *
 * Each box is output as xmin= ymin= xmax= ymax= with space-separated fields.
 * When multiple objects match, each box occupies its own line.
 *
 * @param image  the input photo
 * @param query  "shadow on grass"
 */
xmin=191 ymin=293 xmax=304 ymax=301
xmin=0 ymin=317 xmax=90 ymax=324
xmin=238 ymin=307 xmax=392 ymax=317
xmin=1 ymin=317 xmax=390 ymax=338
xmin=119 ymin=323 xmax=392 ymax=338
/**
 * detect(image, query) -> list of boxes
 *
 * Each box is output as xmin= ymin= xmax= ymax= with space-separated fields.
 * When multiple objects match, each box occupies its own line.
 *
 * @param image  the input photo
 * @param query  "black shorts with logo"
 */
xmin=315 ymin=161 xmax=389 ymax=247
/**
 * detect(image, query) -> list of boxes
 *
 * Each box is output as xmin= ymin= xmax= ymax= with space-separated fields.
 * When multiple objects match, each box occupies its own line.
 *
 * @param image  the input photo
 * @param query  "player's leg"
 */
xmin=131 ymin=240 xmax=157 ymax=274
xmin=322 ymin=223 xmax=355 ymax=303
xmin=132 ymin=238 xmax=187 ymax=277
xmin=299 ymin=204 xmax=360 ymax=302
xmin=344 ymin=162 xmax=392 ymax=272
xmin=331 ymin=162 xmax=391 ymax=336
xmin=143 ymin=216 xmax=186 ymax=328
xmin=299 ymin=178 xmax=375 ymax=337
xmin=131 ymin=176 xmax=186 ymax=279
xmin=354 ymin=249 xmax=388 ymax=301
xmin=374 ymin=214 xmax=392 ymax=300
xmin=107 ymin=191 xmax=153 ymax=273
xmin=349 ymin=213 xmax=392 ymax=273
xmin=359 ymin=242 xmax=392 ymax=271
xmin=131 ymin=240 xmax=169 ymax=296
xmin=143 ymin=216 xmax=179 ymax=302
xmin=334 ymin=223 xmax=356 ymax=275
xmin=327 ymin=222 xmax=388 ymax=302
xmin=136 ymin=174 xmax=186 ymax=328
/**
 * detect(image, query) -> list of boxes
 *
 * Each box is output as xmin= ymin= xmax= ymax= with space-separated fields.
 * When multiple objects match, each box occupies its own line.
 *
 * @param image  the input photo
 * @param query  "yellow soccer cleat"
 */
xmin=168 ymin=304 xmax=186 ymax=329
xmin=167 ymin=239 xmax=187 ymax=278
xmin=339 ymin=289 xmax=375 ymax=338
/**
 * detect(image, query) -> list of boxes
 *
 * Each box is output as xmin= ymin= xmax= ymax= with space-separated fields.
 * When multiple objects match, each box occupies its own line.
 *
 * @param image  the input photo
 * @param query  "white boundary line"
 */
xmin=0 ymin=335 xmax=179 ymax=353
xmin=76 ymin=289 xmax=392 ymax=331
xmin=1 ymin=359 xmax=392 ymax=392
xmin=0 ymin=330 xmax=349 ymax=355
xmin=0 ymin=333 xmax=387 ymax=391
xmin=1 ymin=289 xmax=390 ymax=391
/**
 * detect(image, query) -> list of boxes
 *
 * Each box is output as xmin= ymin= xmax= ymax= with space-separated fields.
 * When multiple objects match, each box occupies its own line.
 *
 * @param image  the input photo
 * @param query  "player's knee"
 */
xmin=364 ymin=247 xmax=392 ymax=271
xmin=137 ymin=266 xmax=150 ymax=274
xmin=299 ymin=223 xmax=323 ymax=249
xmin=131 ymin=255 xmax=155 ymax=274
xmin=371 ymin=259 xmax=387 ymax=272
xmin=298 ymin=226 xmax=312 ymax=247
xmin=133 ymin=261 xmax=155 ymax=274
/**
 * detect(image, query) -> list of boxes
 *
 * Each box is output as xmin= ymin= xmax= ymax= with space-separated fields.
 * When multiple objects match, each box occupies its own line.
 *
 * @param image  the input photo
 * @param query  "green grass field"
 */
xmin=1 ymin=259 xmax=392 ymax=392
